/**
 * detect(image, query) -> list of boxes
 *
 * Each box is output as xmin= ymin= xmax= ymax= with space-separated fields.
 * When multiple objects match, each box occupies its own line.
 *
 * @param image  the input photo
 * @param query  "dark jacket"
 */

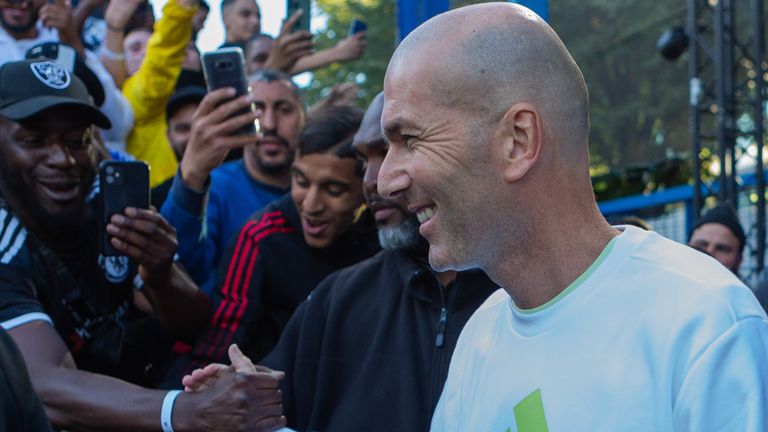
xmin=182 ymin=194 xmax=380 ymax=373
xmin=261 ymin=248 xmax=499 ymax=432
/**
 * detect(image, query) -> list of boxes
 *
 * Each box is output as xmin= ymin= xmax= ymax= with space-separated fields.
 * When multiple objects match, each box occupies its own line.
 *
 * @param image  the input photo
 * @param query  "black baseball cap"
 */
xmin=689 ymin=203 xmax=746 ymax=253
xmin=26 ymin=42 xmax=106 ymax=107
xmin=0 ymin=59 xmax=111 ymax=129
xmin=166 ymin=85 xmax=207 ymax=119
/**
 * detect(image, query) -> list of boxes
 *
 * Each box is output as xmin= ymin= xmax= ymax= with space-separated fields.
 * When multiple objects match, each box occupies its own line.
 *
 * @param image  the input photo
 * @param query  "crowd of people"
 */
xmin=0 ymin=1 xmax=766 ymax=431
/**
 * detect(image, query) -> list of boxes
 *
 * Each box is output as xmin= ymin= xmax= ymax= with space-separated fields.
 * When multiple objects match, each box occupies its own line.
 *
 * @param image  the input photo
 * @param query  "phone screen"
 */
xmin=286 ymin=0 xmax=311 ymax=33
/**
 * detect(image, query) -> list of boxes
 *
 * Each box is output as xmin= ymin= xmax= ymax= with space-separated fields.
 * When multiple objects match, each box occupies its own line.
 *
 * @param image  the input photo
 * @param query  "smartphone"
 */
xmin=98 ymin=161 xmax=150 ymax=257
xmin=348 ymin=19 xmax=367 ymax=37
xmin=286 ymin=0 xmax=311 ymax=33
xmin=201 ymin=47 xmax=259 ymax=136
xmin=26 ymin=43 xmax=76 ymax=70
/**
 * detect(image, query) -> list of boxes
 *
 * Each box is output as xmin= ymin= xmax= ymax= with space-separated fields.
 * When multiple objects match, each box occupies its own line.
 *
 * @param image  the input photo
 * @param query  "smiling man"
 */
xmin=377 ymin=3 xmax=768 ymax=431
xmin=181 ymin=93 xmax=498 ymax=431
xmin=162 ymin=69 xmax=304 ymax=294
xmin=0 ymin=59 xmax=284 ymax=431
xmin=173 ymin=103 xmax=380 ymax=377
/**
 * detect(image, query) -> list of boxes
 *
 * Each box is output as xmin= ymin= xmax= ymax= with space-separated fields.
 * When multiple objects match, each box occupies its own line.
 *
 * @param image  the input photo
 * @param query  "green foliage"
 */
xmin=549 ymin=0 xmax=690 ymax=170
xmin=307 ymin=0 xmax=695 ymax=200
xmin=304 ymin=0 xmax=396 ymax=109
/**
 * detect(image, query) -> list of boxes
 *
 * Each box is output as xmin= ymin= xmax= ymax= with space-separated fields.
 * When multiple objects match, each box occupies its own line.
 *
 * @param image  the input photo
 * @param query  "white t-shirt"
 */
xmin=431 ymin=226 xmax=768 ymax=432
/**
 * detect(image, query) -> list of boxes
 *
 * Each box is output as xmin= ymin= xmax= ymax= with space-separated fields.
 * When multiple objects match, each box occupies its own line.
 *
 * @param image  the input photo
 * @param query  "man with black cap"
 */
xmin=688 ymin=202 xmax=746 ymax=275
xmin=0 ymin=59 xmax=285 ymax=431
xmin=0 ymin=1 xmax=133 ymax=152
xmin=166 ymin=78 xmax=207 ymax=161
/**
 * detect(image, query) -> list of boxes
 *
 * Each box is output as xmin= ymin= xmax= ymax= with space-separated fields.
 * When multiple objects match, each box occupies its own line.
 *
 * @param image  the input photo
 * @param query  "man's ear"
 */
xmin=496 ymin=102 xmax=542 ymax=183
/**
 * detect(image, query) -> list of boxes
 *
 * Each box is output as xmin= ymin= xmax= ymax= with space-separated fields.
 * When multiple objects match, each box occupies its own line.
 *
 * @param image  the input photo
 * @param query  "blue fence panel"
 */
xmin=598 ymin=172 xmax=765 ymax=284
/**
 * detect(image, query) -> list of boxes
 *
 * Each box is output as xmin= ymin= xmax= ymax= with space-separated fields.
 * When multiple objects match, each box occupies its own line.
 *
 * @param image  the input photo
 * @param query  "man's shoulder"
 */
xmin=312 ymin=250 xmax=392 ymax=294
xmin=612 ymin=227 xmax=766 ymax=325
xmin=0 ymin=207 xmax=29 ymax=267
xmin=236 ymin=197 xmax=299 ymax=243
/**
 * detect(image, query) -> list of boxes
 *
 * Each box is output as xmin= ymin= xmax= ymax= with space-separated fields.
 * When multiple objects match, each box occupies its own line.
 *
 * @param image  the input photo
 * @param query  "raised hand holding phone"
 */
xmin=179 ymin=87 xmax=262 ymax=192
xmin=264 ymin=8 xmax=314 ymax=73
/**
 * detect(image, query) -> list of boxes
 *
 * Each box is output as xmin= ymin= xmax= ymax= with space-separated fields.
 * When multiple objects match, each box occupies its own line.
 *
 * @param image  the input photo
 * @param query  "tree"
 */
xmin=305 ymin=0 xmax=396 ymax=109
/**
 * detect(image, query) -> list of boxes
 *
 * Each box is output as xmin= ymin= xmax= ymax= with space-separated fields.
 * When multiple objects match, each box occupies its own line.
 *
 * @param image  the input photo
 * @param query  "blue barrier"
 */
xmin=598 ymin=171 xmax=765 ymax=282
xmin=397 ymin=0 xmax=549 ymax=41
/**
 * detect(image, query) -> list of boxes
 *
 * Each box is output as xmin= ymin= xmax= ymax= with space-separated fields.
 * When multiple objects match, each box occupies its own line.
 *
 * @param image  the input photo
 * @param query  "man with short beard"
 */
xmin=161 ymin=69 xmax=304 ymax=294
xmin=183 ymin=93 xmax=498 ymax=432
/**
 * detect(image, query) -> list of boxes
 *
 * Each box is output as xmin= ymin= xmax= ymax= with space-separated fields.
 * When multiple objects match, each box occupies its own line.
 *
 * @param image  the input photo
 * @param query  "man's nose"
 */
xmin=303 ymin=186 xmax=324 ymax=213
xmin=377 ymin=147 xmax=411 ymax=200
xmin=47 ymin=143 xmax=76 ymax=168
xmin=260 ymin=108 xmax=276 ymax=132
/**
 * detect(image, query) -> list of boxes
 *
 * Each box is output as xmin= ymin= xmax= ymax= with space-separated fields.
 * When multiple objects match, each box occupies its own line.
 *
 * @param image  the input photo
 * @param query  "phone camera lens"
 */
xmin=106 ymin=166 xmax=115 ymax=174
xmin=106 ymin=176 xmax=114 ymax=184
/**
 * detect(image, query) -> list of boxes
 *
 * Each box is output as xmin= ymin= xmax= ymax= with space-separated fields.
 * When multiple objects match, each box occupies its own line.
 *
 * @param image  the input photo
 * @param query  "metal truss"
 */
xmin=688 ymin=0 xmax=767 ymax=272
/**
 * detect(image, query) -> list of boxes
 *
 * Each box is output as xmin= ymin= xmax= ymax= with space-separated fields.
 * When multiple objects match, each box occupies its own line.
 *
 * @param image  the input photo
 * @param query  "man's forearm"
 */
xmin=143 ymin=264 xmax=211 ymax=342
xmin=11 ymin=322 xmax=195 ymax=431
xmin=291 ymin=46 xmax=342 ymax=74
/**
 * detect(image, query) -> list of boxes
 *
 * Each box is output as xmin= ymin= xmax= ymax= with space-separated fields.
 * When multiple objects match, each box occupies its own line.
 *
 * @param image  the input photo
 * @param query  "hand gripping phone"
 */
xmin=201 ymin=47 xmax=259 ymax=136
xmin=98 ymin=161 xmax=150 ymax=256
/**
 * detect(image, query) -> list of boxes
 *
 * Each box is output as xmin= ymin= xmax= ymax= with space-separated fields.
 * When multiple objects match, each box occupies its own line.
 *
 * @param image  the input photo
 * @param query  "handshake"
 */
xmin=178 ymin=344 xmax=288 ymax=432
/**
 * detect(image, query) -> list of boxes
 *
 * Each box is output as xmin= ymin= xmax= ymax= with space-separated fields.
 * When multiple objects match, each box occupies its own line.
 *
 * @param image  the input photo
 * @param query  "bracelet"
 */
xmin=161 ymin=390 xmax=182 ymax=432
xmin=100 ymin=45 xmax=125 ymax=61
xmin=106 ymin=22 xmax=124 ymax=33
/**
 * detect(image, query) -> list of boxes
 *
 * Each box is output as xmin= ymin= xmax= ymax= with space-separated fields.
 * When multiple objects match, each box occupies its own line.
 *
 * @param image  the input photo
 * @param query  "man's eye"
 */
xmin=403 ymin=135 xmax=418 ymax=150
xmin=19 ymin=137 xmax=43 ymax=148
xmin=326 ymin=185 xmax=347 ymax=197
xmin=293 ymin=173 xmax=308 ymax=187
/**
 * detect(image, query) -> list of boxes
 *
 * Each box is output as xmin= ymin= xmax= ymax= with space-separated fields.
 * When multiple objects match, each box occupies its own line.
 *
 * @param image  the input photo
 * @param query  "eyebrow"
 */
xmin=321 ymin=180 xmax=351 ymax=189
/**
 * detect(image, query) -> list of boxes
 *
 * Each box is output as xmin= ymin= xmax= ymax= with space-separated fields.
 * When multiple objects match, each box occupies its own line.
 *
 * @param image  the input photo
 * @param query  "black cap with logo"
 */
xmin=25 ymin=42 xmax=106 ymax=107
xmin=0 ymin=59 xmax=111 ymax=129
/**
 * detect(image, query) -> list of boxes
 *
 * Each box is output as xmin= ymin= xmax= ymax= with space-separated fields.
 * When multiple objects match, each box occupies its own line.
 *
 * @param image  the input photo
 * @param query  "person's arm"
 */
xmin=9 ymin=321 xmax=286 ymax=431
xmin=72 ymin=0 xmax=104 ymax=37
xmin=39 ymin=0 xmax=85 ymax=56
xmin=261 ymin=11 xmax=314 ymax=73
xmin=107 ymin=206 xmax=210 ymax=342
xmin=123 ymin=0 xmax=197 ymax=123
xmin=307 ymin=82 xmax=358 ymax=117
xmin=181 ymin=208 xmax=277 ymax=371
xmin=100 ymin=0 xmax=145 ymax=88
xmin=161 ymin=89 xmax=259 ymax=293
xmin=290 ymin=32 xmax=366 ymax=75
xmin=83 ymin=51 xmax=135 ymax=145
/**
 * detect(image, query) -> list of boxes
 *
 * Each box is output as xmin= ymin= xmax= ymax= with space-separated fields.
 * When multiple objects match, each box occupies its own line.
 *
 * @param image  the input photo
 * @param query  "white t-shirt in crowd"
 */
xmin=431 ymin=226 xmax=768 ymax=432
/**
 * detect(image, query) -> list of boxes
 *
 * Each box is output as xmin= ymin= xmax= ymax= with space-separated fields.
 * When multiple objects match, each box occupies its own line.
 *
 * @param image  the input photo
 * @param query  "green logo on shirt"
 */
xmin=505 ymin=388 xmax=549 ymax=432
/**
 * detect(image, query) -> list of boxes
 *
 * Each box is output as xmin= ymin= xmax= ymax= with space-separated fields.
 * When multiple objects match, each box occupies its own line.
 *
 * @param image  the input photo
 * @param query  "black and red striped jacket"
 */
xmin=181 ymin=194 xmax=380 ymax=371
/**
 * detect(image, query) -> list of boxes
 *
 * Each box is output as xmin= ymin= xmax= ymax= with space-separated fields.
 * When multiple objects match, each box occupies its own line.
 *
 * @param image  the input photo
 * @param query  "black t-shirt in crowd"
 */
xmin=0 ymin=195 xmax=170 ymax=385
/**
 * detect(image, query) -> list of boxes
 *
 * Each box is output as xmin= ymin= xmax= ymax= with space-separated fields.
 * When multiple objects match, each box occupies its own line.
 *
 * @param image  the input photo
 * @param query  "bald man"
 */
xmin=378 ymin=3 xmax=768 ymax=431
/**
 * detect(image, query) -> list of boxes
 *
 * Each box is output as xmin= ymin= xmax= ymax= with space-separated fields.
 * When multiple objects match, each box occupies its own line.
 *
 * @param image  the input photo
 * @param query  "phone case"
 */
xmin=201 ymin=48 xmax=257 ymax=136
xmin=98 ymin=161 xmax=150 ymax=256
xmin=286 ymin=0 xmax=311 ymax=33
xmin=348 ymin=19 xmax=367 ymax=37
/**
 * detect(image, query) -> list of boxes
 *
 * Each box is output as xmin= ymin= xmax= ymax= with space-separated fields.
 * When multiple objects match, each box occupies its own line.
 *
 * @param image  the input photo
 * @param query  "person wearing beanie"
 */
xmin=687 ymin=202 xmax=746 ymax=274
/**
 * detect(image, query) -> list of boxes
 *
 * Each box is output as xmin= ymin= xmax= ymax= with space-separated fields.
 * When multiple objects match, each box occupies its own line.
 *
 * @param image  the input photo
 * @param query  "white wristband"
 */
xmin=161 ymin=390 xmax=182 ymax=432
xmin=100 ymin=45 xmax=125 ymax=61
